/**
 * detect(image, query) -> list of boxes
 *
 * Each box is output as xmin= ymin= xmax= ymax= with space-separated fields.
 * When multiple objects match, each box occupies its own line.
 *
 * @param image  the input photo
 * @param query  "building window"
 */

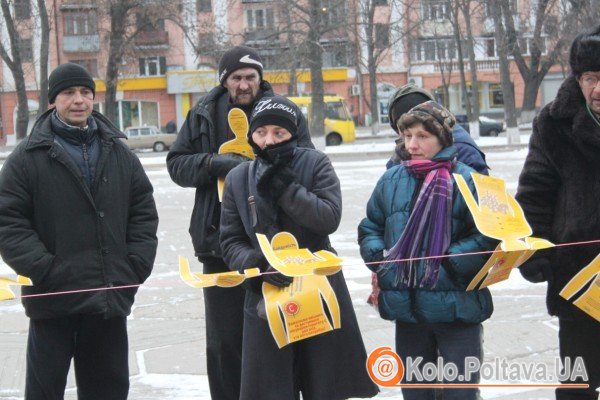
xmin=489 ymin=83 xmax=504 ymax=108
xmin=70 ymin=59 xmax=98 ymax=77
xmin=94 ymin=100 xmax=160 ymax=132
xmin=136 ymin=13 xmax=165 ymax=32
xmin=322 ymin=41 xmax=352 ymax=68
xmin=246 ymin=8 xmax=274 ymax=31
xmin=139 ymin=56 xmax=166 ymax=76
xmin=321 ymin=0 xmax=346 ymax=26
xmin=373 ymin=0 xmax=387 ymax=5
xmin=375 ymin=24 xmax=390 ymax=48
xmin=64 ymin=11 xmax=98 ymax=36
xmin=485 ymin=38 xmax=497 ymax=57
xmin=518 ymin=37 xmax=547 ymax=56
xmin=197 ymin=0 xmax=211 ymax=13
xmin=411 ymin=38 xmax=457 ymax=61
xmin=14 ymin=0 xmax=31 ymax=20
xmin=18 ymin=37 xmax=33 ymax=62
xmin=421 ymin=0 xmax=450 ymax=21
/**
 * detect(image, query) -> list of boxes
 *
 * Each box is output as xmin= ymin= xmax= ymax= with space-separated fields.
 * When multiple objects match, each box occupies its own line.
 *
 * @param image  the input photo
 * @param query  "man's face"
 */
xmin=223 ymin=68 xmax=260 ymax=106
xmin=54 ymin=86 xmax=94 ymax=127
xmin=578 ymin=71 xmax=600 ymax=114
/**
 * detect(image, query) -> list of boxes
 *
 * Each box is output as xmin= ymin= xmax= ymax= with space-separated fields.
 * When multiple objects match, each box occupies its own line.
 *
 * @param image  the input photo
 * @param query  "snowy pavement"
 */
xmin=0 ymin=143 xmax=568 ymax=400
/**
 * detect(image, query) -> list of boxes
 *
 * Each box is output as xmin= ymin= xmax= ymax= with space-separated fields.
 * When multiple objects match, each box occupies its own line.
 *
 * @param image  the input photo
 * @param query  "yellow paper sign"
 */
xmin=256 ymin=232 xmax=343 ymax=277
xmin=454 ymin=173 xmax=553 ymax=252
xmin=178 ymin=255 xmax=260 ymax=288
xmin=560 ymin=253 xmax=600 ymax=322
xmin=0 ymin=275 xmax=32 ymax=301
xmin=259 ymin=231 xmax=341 ymax=348
xmin=467 ymin=236 xmax=553 ymax=290
xmin=217 ymin=108 xmax=255 ymax=202
xmin=263 ymin=275 xmax=340 ymax=348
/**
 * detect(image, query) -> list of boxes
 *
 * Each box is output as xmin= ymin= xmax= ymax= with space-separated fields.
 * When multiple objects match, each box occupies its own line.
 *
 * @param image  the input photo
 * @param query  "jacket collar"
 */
xmin=549 ymin=74 xmax=600 ymax=150
xmin=25 ymin=109 xmax=126 ymax=151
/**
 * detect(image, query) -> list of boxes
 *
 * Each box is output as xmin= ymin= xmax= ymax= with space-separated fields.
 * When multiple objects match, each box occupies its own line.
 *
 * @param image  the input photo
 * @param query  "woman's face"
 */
xmin=401 ymin=123 xmax=443 ymax=160
xmin=251 ymin=125 xmax=293 ymax=149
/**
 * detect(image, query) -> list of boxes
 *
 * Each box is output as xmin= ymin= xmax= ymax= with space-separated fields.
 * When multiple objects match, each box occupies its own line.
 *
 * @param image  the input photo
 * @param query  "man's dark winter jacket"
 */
xmin=0 ymin=109 xmax=158 ymax=320
xmin=166 ymin=81 xmax=313 ymax=261
xmin=516 ymin=75 xmax=600 ymax=320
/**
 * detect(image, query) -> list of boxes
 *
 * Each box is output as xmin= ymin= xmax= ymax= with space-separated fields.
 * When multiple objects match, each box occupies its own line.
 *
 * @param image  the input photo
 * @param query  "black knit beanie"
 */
xmin=218 ymin=46 xmax=264 ymax=85
xmin=387 ymin=84 xmax=434 ymax=133
xmin=249 ymin=96 xmax=299 ymax=138
xmin=48 ymin=63 xmax=96 ymax=104
xmin=570 ymin=24 xmax=600 ymax=77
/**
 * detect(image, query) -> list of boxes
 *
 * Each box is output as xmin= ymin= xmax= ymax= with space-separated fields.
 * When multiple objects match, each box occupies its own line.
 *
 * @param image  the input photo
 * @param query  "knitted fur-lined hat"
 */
xmin=570 ymin=24 xmax=600 ymax=77
xmin=397 ymin=101 xmax=455 ymax=148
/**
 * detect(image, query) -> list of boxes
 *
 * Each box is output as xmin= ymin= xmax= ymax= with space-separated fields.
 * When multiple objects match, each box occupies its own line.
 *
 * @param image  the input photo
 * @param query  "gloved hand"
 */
xmin=262 ymin=266 xmax=293 ymax=288
xmin=208 ymin=153 xmax=249 ymax=177
xmin=519 ymin=257 xmax=549 ymax=283
xmin=257 ymin=163 xmax=297 ymax=201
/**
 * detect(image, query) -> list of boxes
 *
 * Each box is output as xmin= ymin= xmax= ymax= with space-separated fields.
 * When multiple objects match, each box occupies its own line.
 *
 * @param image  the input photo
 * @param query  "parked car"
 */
xmin=455 ymin=115 xmax=505 ymax=137
xmin=123 ymin=126 xmax=176 ymax=152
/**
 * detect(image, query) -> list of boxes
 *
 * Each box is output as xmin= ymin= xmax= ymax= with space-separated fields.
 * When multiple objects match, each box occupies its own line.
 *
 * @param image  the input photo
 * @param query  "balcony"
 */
xmin=135 ymin=31 xmax=169 ymax=50
xmin=433 ymin=59 xmax=500 ymax=72
xmin=63 ymin=35 xmax=100 ymax=53
xmin=245 ymin=29 xmax=276 ymax=43
xmin=60 ymin=0 xmax=97 ymax=10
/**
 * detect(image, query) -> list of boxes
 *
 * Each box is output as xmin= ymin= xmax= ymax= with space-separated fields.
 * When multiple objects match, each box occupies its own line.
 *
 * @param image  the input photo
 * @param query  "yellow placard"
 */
xmin=454 ymin=173 xmax=553 ymax=252
xmin=256 ymin=232 xmax=343 ymax=277
xmin=217 ymin=108 xmax=255 ymax=202
xmin=560 ymin=253 xmax=600 ymax=322
xmin=263 ymin=275 xmax=341 ymax=348
xmin=178 ymin=255 xmax=260 ymax=288
xmin=0 ymin=275 xmax=32 ymax=301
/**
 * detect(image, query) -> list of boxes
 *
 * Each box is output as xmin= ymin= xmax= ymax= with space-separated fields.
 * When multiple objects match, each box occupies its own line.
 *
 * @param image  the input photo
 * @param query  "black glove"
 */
xmin=257 ymin=164 xmax=297 ymax=201
xmin=519 ymin=257 xmax=549 ymax=283
xmin=208 ymin=153 xmax=249 ymax=177
xmin=262 ymin=266 xmax=293 ymax=288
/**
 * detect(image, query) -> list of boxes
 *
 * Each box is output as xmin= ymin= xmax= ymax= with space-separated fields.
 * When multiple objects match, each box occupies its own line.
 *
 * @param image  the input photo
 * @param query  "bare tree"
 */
xmin=0 ymin=0 xmax=32 ymax=140
xmin=488 ymin=0 xmax=519 ymax=143
xmin=353 ymin=0 xmax=419 ymax=133
xmin=500 ymin=0 xmax=581 ymax=123
xmin=36 ymin=0 xmax=49 ymax=115
xmin=96 ymin=0 xmax=184 ymax=125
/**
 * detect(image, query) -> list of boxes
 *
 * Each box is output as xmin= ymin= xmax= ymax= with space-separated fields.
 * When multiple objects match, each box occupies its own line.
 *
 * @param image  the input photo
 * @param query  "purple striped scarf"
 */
xmin=385 ymin=159 xmax=453 ymax=288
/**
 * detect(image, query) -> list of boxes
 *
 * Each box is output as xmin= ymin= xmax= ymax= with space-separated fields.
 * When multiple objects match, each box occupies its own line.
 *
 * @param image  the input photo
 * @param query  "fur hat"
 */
xmin=218 ymin=46 xmax=264 ymax=85
xmin=388 ymin=84 xmax=434 ymax=132
xmin=569 ymin=24 xmax=600 ymax=77
xmin=249 ymin=96 xmax=299 ymax=138
xmin=48 ymin=63 xmax=95 ymax=104
xmin=398 ymin=101 xmax=455 ymax=148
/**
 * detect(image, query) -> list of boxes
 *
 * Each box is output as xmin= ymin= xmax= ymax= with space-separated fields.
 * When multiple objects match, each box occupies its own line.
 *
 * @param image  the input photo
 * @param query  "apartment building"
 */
xmin=0 ymin=0 xmax=566 ymax=144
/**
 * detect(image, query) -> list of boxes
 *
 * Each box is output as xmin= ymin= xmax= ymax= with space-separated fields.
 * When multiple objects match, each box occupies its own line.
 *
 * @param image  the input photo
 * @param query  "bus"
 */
xmin=287 ymin=95 xmax=356 ymax=146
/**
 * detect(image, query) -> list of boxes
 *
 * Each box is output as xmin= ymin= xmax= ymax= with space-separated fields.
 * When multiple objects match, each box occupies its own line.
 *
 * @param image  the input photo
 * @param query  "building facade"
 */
xmin=0 ymin=0 xmax=568 ymax=144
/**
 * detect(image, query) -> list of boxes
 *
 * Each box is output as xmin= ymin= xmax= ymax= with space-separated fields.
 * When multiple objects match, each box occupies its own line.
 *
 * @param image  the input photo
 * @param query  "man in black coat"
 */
xmin=166 ymin=46 xmax=313 ymax=400
xmin=0 ymin=63 xmax=158 ymax=399
xmin=516 ymin=26 xmax=600 ymax=400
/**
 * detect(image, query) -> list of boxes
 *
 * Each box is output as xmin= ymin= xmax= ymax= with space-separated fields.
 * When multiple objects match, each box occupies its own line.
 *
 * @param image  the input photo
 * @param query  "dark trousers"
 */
xmin=201 ymin=257 xmax=246 ymax=400
xmin=556 ymin=318 xmax=600 ymax=400
xmin=395 ymin=322 xmax=483 ymax=400
xmin=25 ymin=314 xmax=128 ymax=400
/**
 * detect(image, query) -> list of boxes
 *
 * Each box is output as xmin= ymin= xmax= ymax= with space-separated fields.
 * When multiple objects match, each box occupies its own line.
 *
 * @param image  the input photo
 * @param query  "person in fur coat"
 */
xmin=516 ymin=25 xmax=600 ymax=400
xmin=219 ymin=95 xmax=378 ymax=400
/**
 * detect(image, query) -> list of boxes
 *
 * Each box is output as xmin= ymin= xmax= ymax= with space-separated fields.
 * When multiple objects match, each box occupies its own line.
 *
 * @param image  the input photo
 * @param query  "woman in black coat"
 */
xmin=220 ymin=96 xmax=378 ymax=400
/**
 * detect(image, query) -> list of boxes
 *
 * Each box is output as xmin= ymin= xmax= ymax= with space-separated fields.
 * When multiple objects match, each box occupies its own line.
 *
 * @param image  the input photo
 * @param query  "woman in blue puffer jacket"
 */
xmin=358 ymin=101 xmax=496 ymax=400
